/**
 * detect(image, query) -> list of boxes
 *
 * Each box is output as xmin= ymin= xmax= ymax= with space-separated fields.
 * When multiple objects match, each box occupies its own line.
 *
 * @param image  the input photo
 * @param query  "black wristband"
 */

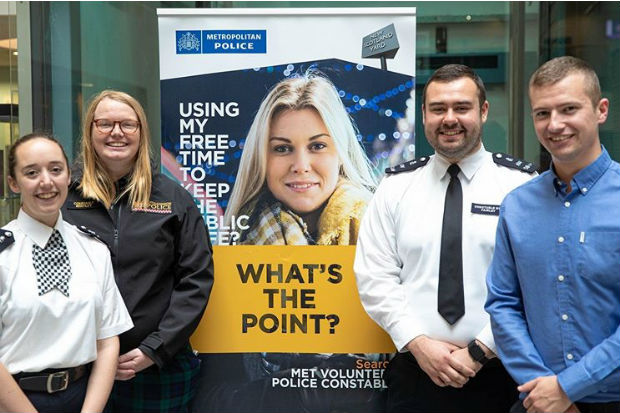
xmin=467 ymin=340 xmax=490 ymax=365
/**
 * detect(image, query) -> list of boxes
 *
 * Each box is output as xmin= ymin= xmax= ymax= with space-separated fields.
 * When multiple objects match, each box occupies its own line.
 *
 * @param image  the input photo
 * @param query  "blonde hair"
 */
xmin=225 ymin=72 xmax=377 ymax=225
xmin=78 ymin=90 xmax=152 ymax=208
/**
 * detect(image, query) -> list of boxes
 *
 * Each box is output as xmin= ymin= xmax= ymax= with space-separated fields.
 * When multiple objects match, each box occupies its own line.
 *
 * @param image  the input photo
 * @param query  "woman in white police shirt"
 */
xmin=0 ymin=133 xmax=133 ymax=413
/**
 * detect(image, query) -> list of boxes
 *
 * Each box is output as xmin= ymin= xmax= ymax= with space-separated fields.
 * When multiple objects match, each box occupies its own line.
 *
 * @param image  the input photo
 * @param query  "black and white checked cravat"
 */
xmin=32 ymin=229 xmax=72 ymax=297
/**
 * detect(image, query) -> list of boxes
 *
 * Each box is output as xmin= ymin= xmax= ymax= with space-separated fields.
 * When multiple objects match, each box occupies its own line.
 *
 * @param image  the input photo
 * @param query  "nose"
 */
xmin=442 ymin=108 xmax=458 ymax=126
xmin=111 ymin=121 xmax=124 ymax=135
xmin=548 ymin=111 xmax=564 ymax=132
xmin=39 ymin=170 xmax=53 ymax=186
xmin=291 ymin=150 xmax=311 ymax=173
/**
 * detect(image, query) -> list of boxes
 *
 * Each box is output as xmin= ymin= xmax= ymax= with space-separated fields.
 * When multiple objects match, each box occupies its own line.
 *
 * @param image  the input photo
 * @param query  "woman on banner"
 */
xmin=62 ymin=90 xmax=214 ymax=413
xmin=200 ymin=73 xmax=388 ymax=413
xmin=224 ymin=72 xmax=377 ymax=245
xmin=0 ymin=133 xmax=133 ymax=413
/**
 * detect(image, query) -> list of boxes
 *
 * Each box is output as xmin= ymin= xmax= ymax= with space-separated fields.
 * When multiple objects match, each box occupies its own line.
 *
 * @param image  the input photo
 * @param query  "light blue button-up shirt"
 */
xmin=486 ymin=147 xmax=620 ymax=403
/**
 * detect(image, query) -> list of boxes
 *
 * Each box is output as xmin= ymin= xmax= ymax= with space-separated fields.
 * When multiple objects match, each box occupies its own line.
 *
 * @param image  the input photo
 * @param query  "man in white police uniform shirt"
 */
xmin=354 ymin=64 xmax=536 ymax=413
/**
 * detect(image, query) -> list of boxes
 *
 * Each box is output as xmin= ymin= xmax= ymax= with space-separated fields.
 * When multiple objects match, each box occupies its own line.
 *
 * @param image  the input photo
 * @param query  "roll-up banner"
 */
xmin=157 ymin=8 xmax=415 ymax=412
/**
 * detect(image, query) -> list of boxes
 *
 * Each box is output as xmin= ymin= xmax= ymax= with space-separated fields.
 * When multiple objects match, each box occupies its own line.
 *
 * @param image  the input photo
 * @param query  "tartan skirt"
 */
xmin=106 ymin=347 xmax=201 ymax=413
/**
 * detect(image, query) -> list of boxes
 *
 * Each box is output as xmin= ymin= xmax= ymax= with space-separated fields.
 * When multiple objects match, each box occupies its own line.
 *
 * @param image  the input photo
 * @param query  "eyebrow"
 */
xmin=427 ymin=101 xmax=473 ymax=108
xmin=21 ymin=161 xmax=65 ymax=170
xmin=269 ymin=133 xmax=331 ymax=142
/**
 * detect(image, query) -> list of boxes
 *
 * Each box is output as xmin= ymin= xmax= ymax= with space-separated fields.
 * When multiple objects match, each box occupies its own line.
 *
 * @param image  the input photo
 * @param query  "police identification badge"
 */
xmin=132 ymin=201 xmax=173 ymax=214
xmin=471 ymin=203 xmax=500 ymax=216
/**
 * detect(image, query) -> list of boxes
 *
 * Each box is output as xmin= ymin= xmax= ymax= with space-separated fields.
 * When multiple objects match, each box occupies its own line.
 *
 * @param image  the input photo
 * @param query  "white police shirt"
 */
xmin=354 ymin=145 xmax=535 ymax=352
xmin=0 ymin=209 xmax=133 ymax=374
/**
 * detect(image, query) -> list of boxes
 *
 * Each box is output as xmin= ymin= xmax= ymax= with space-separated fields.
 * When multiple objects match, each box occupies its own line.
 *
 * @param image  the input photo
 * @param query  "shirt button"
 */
xmin=581 ymin=187 xmax=588 ymax=194
xmin=564 ymin=201 xmax=570 ymax=207
xmin=567 ymin=353 xmax=574 ymax=360
xmin=562 ymin=314 xmax=569 ymax=321
xmin=558 ymin=275 xmax=565 ymax=281
xmin=558 ymin=236 xmax=565 ymax=243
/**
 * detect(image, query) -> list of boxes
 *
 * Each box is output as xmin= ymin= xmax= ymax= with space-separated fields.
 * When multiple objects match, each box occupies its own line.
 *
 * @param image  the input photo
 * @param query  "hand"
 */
xmin=449 ymin=347 xmax=482 ymax=381
xmin=518 ymin=376 xmax=572 ymax=413
xmin=406 ymin=336 xmax=475 ymax=388
xmin=115 ymin=348 xmax=154 ymax=381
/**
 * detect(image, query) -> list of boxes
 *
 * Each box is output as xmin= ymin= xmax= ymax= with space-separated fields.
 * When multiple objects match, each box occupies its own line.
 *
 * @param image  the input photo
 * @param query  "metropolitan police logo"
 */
xmin=176 ymin=31 xmax=201 ymax=54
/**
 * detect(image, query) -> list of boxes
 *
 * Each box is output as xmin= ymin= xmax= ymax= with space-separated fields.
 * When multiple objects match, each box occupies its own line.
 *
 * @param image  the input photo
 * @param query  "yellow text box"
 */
xmin=191 ymin=245 xmax=396 ymax=353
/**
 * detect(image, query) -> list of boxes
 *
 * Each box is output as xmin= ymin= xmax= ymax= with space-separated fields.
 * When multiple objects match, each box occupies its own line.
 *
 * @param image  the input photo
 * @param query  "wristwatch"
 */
xmin=467 ymin=340 xmax=490 ymax=365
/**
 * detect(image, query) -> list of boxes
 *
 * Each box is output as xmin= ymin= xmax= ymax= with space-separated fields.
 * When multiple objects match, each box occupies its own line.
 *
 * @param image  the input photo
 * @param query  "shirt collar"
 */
xmin=433 ymin=144 xmax=487 ymax=181
xmin=551 ymin=146 xmax=611 ymax=197
xmin=17 ymin=209 xmax=65 ymax=248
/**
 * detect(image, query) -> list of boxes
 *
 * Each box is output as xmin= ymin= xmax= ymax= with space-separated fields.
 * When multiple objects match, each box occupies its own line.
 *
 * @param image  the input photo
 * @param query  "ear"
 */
xmin=480 ymin=100 xmax=489 ymax=124
xmin=421 ymin=104 xmax=426 ymax=125
xmin=8 ymin=176 xmax=20 ymax=194
xmin=597 ymin=98 xmax=609 ymax=125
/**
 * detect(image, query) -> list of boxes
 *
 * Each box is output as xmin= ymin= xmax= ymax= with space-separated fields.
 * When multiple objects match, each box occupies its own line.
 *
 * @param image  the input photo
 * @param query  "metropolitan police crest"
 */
xmin=176 ymin=31 xmax=201 ymax=54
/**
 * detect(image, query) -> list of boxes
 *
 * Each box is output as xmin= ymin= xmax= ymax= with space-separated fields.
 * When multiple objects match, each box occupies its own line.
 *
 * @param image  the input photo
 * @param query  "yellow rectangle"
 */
xmin=191 ymin=245 xmax=396 ymax=353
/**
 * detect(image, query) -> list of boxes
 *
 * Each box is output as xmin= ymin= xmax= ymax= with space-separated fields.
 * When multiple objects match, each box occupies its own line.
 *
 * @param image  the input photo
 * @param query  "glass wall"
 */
xmin=1 ymin=1 xmax=619 ymax=226
xmin=0 ymin=1 xmax=19 ymax=224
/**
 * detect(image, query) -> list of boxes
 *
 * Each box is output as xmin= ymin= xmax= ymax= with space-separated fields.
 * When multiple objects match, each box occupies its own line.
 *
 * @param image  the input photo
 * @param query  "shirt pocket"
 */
xmin=577 ymin=231 xmax=620 ymax=285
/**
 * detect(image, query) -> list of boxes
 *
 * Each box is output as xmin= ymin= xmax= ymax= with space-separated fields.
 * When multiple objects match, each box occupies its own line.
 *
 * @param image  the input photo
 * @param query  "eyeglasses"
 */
xmin=93 ymin=119 xmax=140 ymax=134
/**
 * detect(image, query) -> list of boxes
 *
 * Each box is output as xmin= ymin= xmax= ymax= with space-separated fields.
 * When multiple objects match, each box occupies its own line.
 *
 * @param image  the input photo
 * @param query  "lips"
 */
xmin=106 ymin=141 xmax=128 ymax=147
xmin=440 ymin=129 xmax=464 ymax=136
xmin=548 ymin=134 xmax=573 ymax=142
xmin=36 ymin=192 xmax=58 ymax=200
xmin=285 ymin=182 xmax=318 ymax=191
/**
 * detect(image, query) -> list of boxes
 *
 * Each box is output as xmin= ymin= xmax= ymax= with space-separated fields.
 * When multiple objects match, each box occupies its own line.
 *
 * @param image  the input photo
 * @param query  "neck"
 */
xmin=553 ymin=146 xmax=602 ymax=188
xmin=301 ymin=207 xmax=323 ymax=237
xmin=106 ymin=163 xmax=133 ymax=183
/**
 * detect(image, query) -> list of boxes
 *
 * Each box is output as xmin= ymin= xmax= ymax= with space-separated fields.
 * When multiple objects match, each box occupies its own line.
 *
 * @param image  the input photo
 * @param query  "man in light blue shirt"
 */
xmin=486 ymin=56 xmax=620 ymax=413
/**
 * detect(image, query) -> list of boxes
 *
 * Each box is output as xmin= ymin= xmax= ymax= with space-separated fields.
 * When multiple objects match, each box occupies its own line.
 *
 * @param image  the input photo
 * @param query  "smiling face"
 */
xmin=9 ymin=138 xmax=71 ymax=227
xmin=266 ymin=108 xmax=340 ymax=221
xmin=530 ymin=72 xmax=608 ymax=179
xmin=91 ymin=97 xmax=141 ymax=180
xmin=423 ymin=77 xmax=488 ymax=162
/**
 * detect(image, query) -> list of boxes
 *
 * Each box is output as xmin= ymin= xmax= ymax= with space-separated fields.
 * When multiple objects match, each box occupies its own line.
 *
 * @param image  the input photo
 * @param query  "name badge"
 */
xmin=471 ymin=203 xmax=500 ymax=216
xmin=132 ymin=201 xmax=173 ymax=214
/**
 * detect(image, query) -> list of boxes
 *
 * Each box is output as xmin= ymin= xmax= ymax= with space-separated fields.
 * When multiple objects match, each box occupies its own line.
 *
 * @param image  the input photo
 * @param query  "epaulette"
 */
xmin=76 ymin=225 xmax=104 ymax=243
xmin=492 ymin=153 xmax=537 ymax=174
xmin=0 ymin=230 xmax=15 ymax=253
xmin=385 ymin=157 xmax=430 ymax=175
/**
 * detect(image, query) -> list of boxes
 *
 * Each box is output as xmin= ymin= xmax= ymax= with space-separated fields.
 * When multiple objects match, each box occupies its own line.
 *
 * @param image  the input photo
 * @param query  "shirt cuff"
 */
xmin=475 ymin=323 xmax=496 ymax=355
xmin=140 ymin=335 xmax=169 ymax=368
xmin=557 ymin=362 xmax=599 ymax=402
xmin=390 ymin=317 xmax=428 ymax=353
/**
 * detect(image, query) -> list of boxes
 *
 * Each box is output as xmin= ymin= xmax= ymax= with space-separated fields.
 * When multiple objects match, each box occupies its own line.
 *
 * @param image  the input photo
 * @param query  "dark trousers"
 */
xmin=576 ymin=402 xmax=620 ymax=413
xmin=385 ymin=351 xmax=518 ymax=413
xmin=23 ymin=373 xmax=89 ymax=413
xmin=511 ymin=399 xmax=620 ymax=413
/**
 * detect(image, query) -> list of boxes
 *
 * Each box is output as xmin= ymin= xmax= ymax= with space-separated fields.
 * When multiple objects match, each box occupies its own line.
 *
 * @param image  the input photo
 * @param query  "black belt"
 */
xmin=13 ymin=364 xmax=89 ymax=393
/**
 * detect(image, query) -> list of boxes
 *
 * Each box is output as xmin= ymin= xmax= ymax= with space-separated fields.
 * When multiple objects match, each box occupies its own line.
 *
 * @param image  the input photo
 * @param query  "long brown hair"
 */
xmin=79 ymin=90 xmax=152 ymax=208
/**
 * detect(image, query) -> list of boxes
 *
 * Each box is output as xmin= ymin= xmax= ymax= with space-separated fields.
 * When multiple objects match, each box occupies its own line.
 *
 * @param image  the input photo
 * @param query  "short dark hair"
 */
xmin=8 ymin=133 xmax=69 ymax=179
xmin=529 ymin=56 xmax=601 ymax=106
xmin=422 ymin=64 xmax=487 ymax=109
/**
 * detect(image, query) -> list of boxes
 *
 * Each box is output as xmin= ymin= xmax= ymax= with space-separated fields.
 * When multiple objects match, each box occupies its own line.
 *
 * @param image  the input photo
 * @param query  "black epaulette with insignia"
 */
xmin=0 ymin=230 xmax=15 ymax=253
xmin=76 ymin=225 xmax=104 ymax=243
xmin=385 ymin=157 xmax=430 ymax=175
xmin=492 ymin=153 xmax=537 ymax=174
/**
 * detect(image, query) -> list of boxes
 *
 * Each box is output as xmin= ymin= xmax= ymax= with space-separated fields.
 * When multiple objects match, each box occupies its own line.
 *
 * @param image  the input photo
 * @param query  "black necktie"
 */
xmin=32 ymin=229 xmax=72 ymax=297
xmin=438 ymin=164 xmax=465 ymax=325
